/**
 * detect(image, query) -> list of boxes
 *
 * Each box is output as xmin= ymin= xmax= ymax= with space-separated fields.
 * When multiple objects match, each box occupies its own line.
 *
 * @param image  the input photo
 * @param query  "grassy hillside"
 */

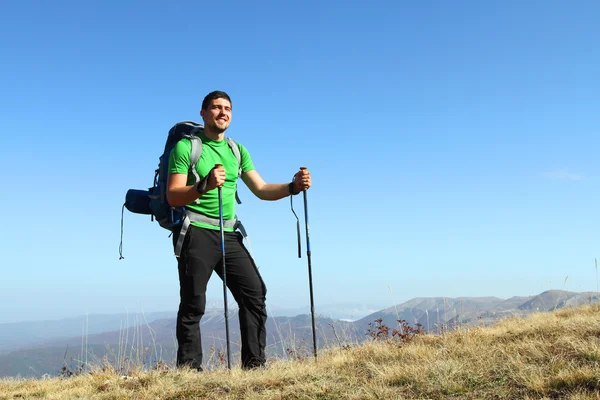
xmin=3 ymin=290 xmax=596 ymax=379
xmin=1 ymin=303 xmax=599 ymax=399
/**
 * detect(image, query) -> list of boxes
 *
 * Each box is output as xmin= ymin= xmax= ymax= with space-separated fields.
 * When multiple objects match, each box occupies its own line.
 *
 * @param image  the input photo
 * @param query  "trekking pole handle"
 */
xmin=299 ymin=167 xmax=307 ymax=189
xmin=215 ymin=163 xmax=223 ymax=168
xmin=299 ymin=167 xmax=308 ymax=192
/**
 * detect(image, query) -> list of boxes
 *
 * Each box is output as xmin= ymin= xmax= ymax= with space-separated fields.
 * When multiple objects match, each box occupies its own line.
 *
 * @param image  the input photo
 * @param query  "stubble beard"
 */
xmin=207 ymin=119 xmax=229 ymax=134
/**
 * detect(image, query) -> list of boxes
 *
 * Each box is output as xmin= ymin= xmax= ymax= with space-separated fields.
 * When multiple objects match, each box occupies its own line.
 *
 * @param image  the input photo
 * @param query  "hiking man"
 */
xmin=165 ymin=90 xmax=312 ymax=370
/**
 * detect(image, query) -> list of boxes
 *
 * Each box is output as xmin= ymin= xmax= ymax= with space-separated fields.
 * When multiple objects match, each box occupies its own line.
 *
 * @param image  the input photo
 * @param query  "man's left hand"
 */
xmin=293 ymin=167 xmax=312 ymax=193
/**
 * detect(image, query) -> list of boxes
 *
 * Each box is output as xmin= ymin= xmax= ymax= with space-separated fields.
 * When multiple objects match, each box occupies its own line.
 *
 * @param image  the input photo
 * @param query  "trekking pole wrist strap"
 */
xmin=288 ymin=181 xmax=300 ymax=196
xmin=195 ymin=176 xmax=210 ymax=196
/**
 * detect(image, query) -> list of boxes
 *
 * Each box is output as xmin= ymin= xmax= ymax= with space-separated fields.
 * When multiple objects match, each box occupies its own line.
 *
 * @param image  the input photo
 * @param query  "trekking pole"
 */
xmin=216 ymin=164 xmax=232 ymax=370
xmin=290 ymin=189 xmax=302 ymax=259
xmin=300 ymin=167 xmax=317 ymax=359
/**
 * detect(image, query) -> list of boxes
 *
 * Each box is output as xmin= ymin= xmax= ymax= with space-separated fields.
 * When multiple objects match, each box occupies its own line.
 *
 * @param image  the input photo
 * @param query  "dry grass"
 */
xmin=2 ymin=303 xmax=600 ymax=399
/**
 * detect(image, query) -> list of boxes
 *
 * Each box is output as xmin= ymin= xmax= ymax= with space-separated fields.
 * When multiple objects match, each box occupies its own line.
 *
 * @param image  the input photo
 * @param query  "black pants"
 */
xmin=173 ymin=225 xmax=267 ymax=369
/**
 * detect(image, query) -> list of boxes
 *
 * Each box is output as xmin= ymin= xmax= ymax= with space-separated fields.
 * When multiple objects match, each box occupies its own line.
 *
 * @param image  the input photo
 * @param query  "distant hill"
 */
xmin=353 ymin=290 xmax=599 ymax=334
xmin=496 ymin=295 xmax=531 ymax=310
xmin=0 ymin=310 xmax=175 ymax=354
xmin=1 ymin=290 xmax=598 ymax=378
xmin=0 ymin=301 xmax=380 ymax=355
xmin=0 ymin=310 xmax=355 ymax=378
xmin=517 ymin=289 xmax=594 ymax=311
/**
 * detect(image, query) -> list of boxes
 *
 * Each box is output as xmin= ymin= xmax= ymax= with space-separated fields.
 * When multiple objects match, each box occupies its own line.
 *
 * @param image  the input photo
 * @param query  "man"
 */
xmin=166 ymin=90 xmax=312 ymax=370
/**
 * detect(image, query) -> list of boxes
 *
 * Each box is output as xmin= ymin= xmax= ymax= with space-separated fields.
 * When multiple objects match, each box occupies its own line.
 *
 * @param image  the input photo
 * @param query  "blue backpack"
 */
xmin=120 ymin=120 xmax=244 ymax=259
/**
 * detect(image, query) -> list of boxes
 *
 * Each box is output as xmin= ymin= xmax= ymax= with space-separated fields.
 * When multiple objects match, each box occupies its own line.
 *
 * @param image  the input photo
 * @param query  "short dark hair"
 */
xmin=202 ymin=90 xmax=232 ymax=110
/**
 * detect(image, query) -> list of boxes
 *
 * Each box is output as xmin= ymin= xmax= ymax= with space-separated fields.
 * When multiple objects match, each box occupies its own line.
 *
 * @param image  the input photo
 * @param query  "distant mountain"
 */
xmin=0 ymin=311 xmax=175 ymax=354
xmin=496 ymin=296 xmax=531 ymax=310
xmin=353 ymin=290 xmax=599 ymax=334
xmin=1 ymin=290 xmax=598 ymax=378
xmin=0 ymin=311 xmax=354 ymax=378
xmin=517 ymin=290 xmax=595 ymax=311
xmin=0 ymin=301 xmax=382 ymax=356
xmin=355 ymin=296 xmax=504 ymax=334
xmin=269 ymin=303 xmax=386 ymax=322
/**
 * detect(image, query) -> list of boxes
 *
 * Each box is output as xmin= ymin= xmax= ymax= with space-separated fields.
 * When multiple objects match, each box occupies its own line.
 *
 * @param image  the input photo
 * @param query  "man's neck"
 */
xmin=203 ymin=127 xmax=225 ymax=141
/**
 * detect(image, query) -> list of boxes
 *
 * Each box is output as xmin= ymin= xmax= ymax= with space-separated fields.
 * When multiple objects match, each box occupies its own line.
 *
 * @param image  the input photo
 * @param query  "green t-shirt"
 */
xmin=167 ymin=132 xmax=255 ymax=231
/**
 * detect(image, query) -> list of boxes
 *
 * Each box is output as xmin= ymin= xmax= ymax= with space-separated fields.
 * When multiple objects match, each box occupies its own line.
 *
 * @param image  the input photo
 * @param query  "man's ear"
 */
xmin=200 ymin=108 xmax=205 ymax=119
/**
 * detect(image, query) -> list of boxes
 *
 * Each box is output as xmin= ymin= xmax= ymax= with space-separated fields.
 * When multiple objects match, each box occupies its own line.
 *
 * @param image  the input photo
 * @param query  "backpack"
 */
xmin=119 ymin=120 xmax=246 ymax=259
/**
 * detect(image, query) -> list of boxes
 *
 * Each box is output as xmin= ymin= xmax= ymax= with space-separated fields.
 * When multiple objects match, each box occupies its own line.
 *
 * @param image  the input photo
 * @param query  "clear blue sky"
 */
xmin=1 ymin=0 xmax=599 ymax=323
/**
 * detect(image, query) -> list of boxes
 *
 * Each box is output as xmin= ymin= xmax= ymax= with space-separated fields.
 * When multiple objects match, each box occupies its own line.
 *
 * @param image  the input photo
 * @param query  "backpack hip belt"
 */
xmin=174 ymin=208 xmax=247 ymax=257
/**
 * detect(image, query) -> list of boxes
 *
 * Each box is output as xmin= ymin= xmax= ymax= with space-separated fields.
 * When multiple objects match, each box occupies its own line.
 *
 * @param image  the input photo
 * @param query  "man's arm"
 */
xmin=166 ymin=173 xmax=201 ymax=207
xmin=166 ymin=167 xmax=226 ymax=207
xmin=241 ymin=169 xmax=311 ymax=201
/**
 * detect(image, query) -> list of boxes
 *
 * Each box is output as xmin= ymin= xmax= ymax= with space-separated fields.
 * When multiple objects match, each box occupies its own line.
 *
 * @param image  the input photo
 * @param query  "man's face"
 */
xmin=201 ymin=97 xmax=232 ymax=133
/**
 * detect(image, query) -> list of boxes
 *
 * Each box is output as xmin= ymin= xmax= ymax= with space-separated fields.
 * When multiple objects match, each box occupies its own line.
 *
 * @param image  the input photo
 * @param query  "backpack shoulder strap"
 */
xmin=225 ymin=137 xmax=242 ymax=176
xmin=187 ymin=135 xmax=203 ymax=205
xmin=188 ymin=136 xmax=203 ymax=181
xmin=226 ymin=137 xmax=243 ymax=204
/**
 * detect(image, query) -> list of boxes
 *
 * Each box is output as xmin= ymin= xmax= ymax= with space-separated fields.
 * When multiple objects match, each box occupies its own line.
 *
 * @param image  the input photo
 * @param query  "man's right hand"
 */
xmin=206 ymin=165 xmax=226 ymax=191
xmin=169 ymin=164 xmax=226 ymax=206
